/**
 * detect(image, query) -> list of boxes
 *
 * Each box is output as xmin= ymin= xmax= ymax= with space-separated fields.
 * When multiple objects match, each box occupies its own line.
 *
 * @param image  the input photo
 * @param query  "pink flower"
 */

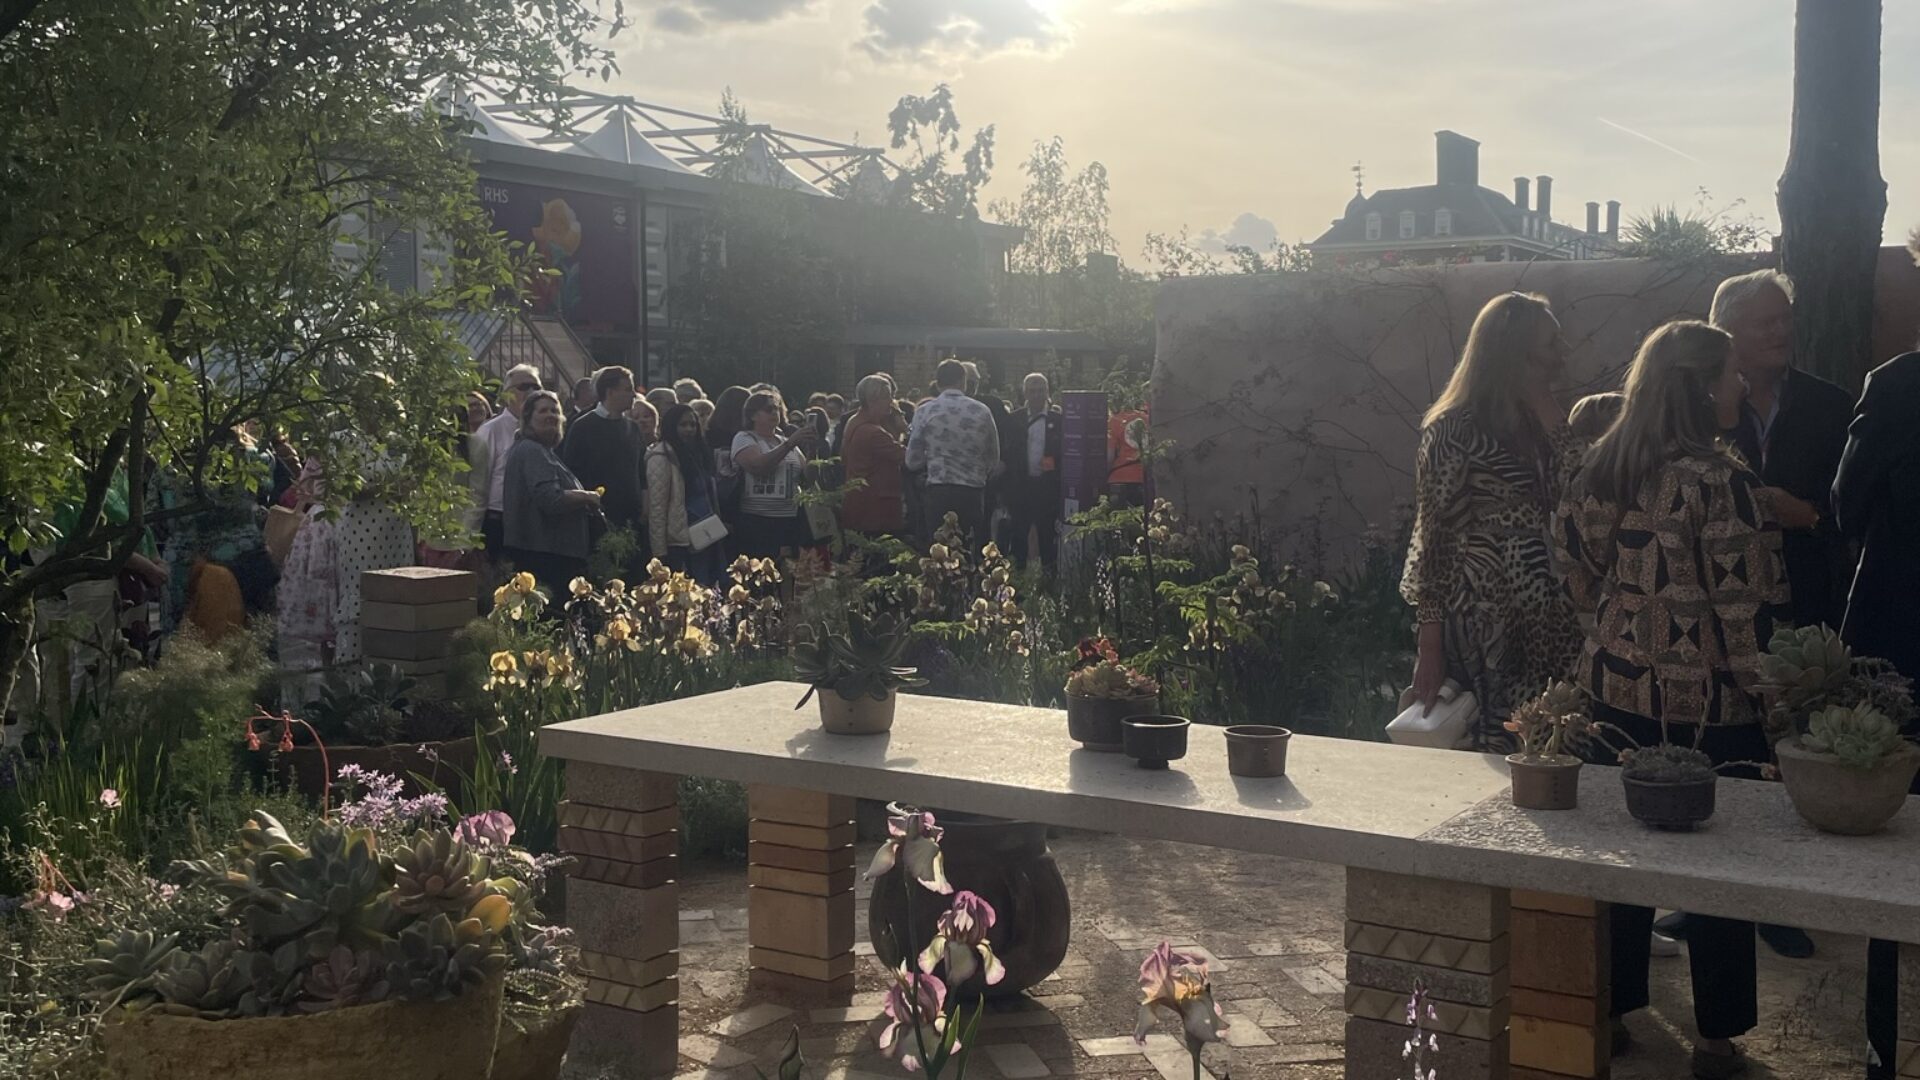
xmin=918 ymin=890 xmax=1004 ymax=987
xmin=98 ymin=789 xmax=120 ymax=809
xmin=25 ymin=891 xmax=76 ymax=921
xmin=866 ymin=810 xmax=950 ymax=895
xmin=454 ymin=810 xmax=516 ymax=847
xmin=873 ymin=963 xmax=950 ymax=1072
xmin=1134 ymin=941 xmax=1229 ymax=1048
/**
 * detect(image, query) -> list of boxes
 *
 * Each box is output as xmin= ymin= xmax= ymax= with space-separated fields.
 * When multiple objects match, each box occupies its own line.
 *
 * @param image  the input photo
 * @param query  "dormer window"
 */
xmin=1399 ymin=211 xmax=1416 ymax=239
xmin=1434 ymin=208 xmax=1453 ymax=237
xmin=1364 ymin=213 xmax=1381 ymax=241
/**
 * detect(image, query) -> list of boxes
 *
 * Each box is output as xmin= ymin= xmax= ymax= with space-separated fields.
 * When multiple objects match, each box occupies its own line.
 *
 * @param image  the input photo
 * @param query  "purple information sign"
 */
xmin=1060 ymin=390 xmax=1109 ymax=518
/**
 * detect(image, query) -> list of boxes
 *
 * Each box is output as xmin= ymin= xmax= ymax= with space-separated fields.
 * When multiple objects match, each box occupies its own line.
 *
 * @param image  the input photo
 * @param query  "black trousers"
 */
xmin=1588 ymin=704 xmax=1762 ymax=1041
xmin=923 ymin=484 xmax=985 ymax=550
xmin=1005 ymin=484 xmax=1061 ymax=569
xmin=505 ymin=548 xmax=585 ymax=604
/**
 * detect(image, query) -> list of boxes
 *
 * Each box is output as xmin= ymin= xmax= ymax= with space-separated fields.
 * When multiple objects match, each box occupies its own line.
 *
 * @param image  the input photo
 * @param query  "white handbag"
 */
xmin=1385 ymin=680 xmax=1480 ymax=749
xmin=686 ymin=514 xmax=728 ymax=553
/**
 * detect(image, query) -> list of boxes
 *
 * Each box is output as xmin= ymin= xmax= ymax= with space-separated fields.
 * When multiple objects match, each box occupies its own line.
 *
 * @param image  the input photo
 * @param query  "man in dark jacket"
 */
xmin=1711 ymin=269 xmax=1857 ymax=631
xmin=1002 ymin=373 xmax=1064 ymax=570
xmin=560 ymin=365 xmax=648 ymax=566
xmin=1847 ymin=346 xmax=1920 ymax=1080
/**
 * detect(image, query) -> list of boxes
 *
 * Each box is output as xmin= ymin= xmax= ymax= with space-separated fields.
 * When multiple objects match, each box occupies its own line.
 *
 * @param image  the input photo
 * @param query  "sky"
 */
xmin=594 ymin=0 xmax=1920 ymax=262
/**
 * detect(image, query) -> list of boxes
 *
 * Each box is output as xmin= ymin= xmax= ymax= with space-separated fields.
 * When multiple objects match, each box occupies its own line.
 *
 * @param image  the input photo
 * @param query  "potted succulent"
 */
xmin=1064 ymin=638 xmax=1160 ymax=752
xmin=1605 ymin=740 xmax=1721 ymax=831
xmin=1503 ymin=681 xmax=1590 ymax=811
xmin=275 ymin=662 xmax=480 ymax=800
xmin=87 ymin=807 xmax=549 ymax=1080
xmin=1759 ymin=625 xmax=1920 ymax=835
xmin=794 ymin=610 xmax=927 ymax=735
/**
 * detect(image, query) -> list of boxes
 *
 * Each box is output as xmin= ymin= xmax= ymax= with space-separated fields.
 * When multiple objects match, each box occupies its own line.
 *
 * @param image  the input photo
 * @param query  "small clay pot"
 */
xmin=819 ymin=690 xmax=897 ymax=735
xmin=1066 ymin=693 xmax=1155 ymax=752
xmin=1122 ymin=716 xmax=1190 ymax=770
xmin=1507 ymin=753 xmax=1582 ymax=811
xmin=1621 ymin=772 xmax=1716 ymax=831
xmin=1224 ymin=725 xmax=1292 ymax=777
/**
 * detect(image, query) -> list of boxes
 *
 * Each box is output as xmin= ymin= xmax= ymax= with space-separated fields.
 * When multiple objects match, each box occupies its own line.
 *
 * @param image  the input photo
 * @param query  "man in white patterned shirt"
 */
xmin=905 ymin=358 xmax=1000 ymax=546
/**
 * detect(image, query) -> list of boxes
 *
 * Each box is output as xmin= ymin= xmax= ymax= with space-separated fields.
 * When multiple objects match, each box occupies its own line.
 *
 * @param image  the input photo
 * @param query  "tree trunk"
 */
xmin=1778 ymin=0 xmax=1886 ymax=390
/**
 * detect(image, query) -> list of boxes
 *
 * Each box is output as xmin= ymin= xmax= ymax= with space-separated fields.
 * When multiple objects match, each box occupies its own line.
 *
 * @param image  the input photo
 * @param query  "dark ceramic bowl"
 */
xmin=1122 ymin=715 xmax=1191 ymax=770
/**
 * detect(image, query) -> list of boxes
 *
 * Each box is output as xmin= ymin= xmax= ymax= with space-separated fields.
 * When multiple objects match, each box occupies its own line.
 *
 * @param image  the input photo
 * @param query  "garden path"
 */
xmin=655 ymin=832 xmax=1865 ymax=1080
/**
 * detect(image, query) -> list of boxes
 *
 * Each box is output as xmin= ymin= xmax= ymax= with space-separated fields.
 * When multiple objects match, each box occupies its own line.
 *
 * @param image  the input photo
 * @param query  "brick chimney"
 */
xmin=1535 ymin=176 xmax=1553 ymax=223
xmin=1435 ymin=131 xmax=1479 ymax=186
xmin=1586 ymin=201 xmax=1601 ymax=234
xmin=1513 ymin=177 xmax=1530 ymax=212
xmin=1606 ymin=200 xmax=1621 ymax=236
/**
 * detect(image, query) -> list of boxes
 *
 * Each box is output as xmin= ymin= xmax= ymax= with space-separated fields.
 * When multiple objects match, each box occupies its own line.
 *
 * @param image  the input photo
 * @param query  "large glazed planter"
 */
xmin=1065 ymin=693 xmax=1157 ymax=752
xmin=101 ymin=975 xmax=502 ymax=1080
xmin=1776 ymin=738 xmax=1920 ymax=836
xmin=276 ymin=736 xmax=476 ymax=801
xmin=492 ymin=1004 xmax=581 ymax=1080
xmin=870 ymin=805 xmax=1071 ymax=998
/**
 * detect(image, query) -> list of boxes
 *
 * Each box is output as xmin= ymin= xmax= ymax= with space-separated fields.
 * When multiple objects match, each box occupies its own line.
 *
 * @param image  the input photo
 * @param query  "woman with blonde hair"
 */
xmin=1401 ymin=291 xmax=1584 ymax=746
xmin=1557 ymin=320 xmax=1787 ymax=1077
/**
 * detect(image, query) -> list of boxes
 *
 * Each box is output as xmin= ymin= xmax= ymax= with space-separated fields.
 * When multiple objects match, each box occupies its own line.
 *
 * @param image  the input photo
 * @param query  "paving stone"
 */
xmin=1278 ymin=960 xmax=1346 ymax=998
xmin=674 ymin=1069 xmax=748 ymax=1080
xmin=1219 ymin=1020 xmax=1277 ymax=1047
xmin=854 ymin=941 xmax=877 ymax=957
xmin=716 ymin=907 xmax=749 ymax=932
xmin=681 ymin=920 xmax=724 ymax=944
xmin=692 ymin=969 xmax=743 ymax=1001
xmin=1230 ymin=1042 xmax=1344 ymax=1066
xmin=1026 ymin=992 xmax=1087 ymax=1009
xmin=1223 ymin=997 xmax=1300 ymax=1028
xmin=681 ymin=908 xmax=715 ymax=921
xmin=709 ymin=1002 xmax=794 ymax=1038
xmin=680 ymin=1035 xmax=757 ymax=1069
xmin=984 ymin=1043 xmax=1053 ymax=1078
xmin=1079 ymin=1035 xmax=1179 ymax=1057
xmin=1144 ymin=1047 xmax=1219 ymax=1080
xmin=1168 ymin=944 xmax=1229 ymax=972
xmin=810 ymin=1003 xmax=885 ymax=1024
xmin=981 ymin=1010 xmax=1066 ymax=1031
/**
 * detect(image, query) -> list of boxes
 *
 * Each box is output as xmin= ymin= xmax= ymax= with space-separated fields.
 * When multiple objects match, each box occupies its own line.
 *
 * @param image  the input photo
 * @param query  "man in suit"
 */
xmin=1003 ymin=373 xmax=1064 ymax=570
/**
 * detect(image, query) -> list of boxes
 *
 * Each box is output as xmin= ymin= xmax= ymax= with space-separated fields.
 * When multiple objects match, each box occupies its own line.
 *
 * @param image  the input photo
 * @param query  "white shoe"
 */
xmin=1651 ymin=932 xmax=1681 ymax=958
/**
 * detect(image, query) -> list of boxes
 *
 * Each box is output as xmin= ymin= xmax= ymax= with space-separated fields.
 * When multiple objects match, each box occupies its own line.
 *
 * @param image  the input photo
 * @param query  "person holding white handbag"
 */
xmin=649 ymin=404 xmax=726 ymax=585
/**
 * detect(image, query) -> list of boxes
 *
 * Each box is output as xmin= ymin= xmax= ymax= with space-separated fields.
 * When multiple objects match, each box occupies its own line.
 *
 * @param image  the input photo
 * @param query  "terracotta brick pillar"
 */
xmin=746 ymin=784 xmax=857 ymax=1001
xmin=1344 ymin=868 xmax=1512 ymax=1079
xmin=560 ymin=763 xmax=682 ymax=1078
xmin=1509 ymin=890 xmax=1610 ymax=1080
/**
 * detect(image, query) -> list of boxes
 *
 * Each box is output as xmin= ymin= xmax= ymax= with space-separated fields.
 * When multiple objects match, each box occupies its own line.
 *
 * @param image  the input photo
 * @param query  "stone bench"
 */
xmin=541 ymin=682 xmax=1920 ymax=1079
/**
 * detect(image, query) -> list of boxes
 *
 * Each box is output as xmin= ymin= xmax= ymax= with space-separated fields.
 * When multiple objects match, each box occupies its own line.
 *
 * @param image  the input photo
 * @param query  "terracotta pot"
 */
xmin=870 ymin=805 xmax=1071 ymax=999
xmin=819 ymin=690 xmax=897 ymax=735
xmin=1776 ymin=739 xmax=1920 ymax=836
xmin=1065 ymin=693 xmax=1156 ymax=752
xmin=1507 ymin=754 xmax=1582 ymax=811
xmin=1122 ymin=716 xmax=1190 ymax=770
xmin=1224 ymin=725 xmax=1292 ymax=777
xmin=276 ymin=737 xmax=476 ymax=802
xmin=101 ymin=975 xmax=502 ymax=1080
xmin=1621 ymin=772 xmax=1716 ymax=831
xmin=492 ymin=1004 xmax=581 ymax=1080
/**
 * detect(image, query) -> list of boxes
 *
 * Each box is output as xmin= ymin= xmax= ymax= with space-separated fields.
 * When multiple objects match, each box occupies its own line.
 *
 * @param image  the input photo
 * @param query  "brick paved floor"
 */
xmin=645 ymin=833 xmax=1869 ymax=1080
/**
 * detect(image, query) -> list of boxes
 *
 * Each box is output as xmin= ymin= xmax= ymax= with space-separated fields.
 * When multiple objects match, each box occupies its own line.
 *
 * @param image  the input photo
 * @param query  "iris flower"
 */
xmin=1134 ymin=942 xmax=1229 ymax=1049
xmin=918 ymin=890 xmax=1004 ymax=987
xmin=866 ymin=810 xmax=951 ymax=894
xmin=874 ymin=963 xmax=950 ymax=1072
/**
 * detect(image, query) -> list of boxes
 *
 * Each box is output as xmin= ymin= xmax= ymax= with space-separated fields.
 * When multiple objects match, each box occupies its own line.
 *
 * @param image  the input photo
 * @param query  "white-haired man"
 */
xmin=673 ymin=377 xmax=704 ymax=404
xmin=478 ymin=364 xmax=543 ymax=556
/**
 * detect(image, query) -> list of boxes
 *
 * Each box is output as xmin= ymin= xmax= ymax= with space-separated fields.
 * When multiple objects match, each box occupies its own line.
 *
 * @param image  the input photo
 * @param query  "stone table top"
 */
xmin=542 ymin=682 xmax=1920 ymax=941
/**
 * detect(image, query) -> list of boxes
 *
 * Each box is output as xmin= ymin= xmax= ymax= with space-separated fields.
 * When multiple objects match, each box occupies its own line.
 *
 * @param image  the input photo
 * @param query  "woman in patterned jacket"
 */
xmin=1402 ymin=291 xmax=1585 ymax=746
xmin=1556 ymin=319 xmax=1789 ymax=1078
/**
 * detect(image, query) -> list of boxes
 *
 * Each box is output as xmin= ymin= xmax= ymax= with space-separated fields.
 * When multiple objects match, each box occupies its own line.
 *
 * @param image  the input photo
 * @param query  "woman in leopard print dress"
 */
xmin=1402 ymin=291 xmax=1585 ymax=749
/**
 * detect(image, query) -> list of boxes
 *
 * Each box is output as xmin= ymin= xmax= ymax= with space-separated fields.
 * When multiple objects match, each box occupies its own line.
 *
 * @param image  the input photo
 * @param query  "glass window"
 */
xmin=1434 ymin=209 xmax=1453 ymax=237
xmin=1399 ymin=211 xmax=1416 ymax=239
xmin=1364 ymin=213 xmax=1381 ymax=241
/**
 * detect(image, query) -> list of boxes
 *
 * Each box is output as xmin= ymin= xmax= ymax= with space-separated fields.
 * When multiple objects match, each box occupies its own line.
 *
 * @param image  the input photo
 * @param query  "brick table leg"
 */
xmin=1344 ymin=868 xmax=1511 ymax=1079
xmin=1508 ymin=890 xmax=1610 ymax=1080
xmin=1899 ymin=943 xmax=1920 ymax=1078
xmin=560 ymin=763 xmax=682 ymax=1078
xmin=746 ymin=784 xmax=857 ymax=1002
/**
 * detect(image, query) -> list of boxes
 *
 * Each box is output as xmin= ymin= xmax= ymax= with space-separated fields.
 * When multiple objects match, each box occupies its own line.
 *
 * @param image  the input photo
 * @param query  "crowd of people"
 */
xmin=1402 ymin=267 xmax=1920 ymax=1080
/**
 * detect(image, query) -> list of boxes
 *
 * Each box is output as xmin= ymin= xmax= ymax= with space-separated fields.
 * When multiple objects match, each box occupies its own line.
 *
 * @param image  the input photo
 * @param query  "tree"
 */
xmin=991 ymin=136 xmax=1120 ymax=332
xmin=883 ymin=84 xmax=996 ymax=220
xmin=1141 ymin=228 xmax=1314 ymax=277
xmin=0 ymin=0 xmax=621 ymax=705
xmin=1778 ymin=0 xmax=1886 ymax=388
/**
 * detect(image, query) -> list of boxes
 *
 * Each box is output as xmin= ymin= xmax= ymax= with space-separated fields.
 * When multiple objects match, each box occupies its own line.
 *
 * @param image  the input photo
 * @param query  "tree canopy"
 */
xmin=0 ymin=0 xmax=624 ymax=697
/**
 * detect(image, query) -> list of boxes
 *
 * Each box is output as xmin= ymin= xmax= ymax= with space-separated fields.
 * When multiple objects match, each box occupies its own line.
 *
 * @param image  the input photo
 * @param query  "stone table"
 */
xmin=541 ymin=683 xmax=1920 ymax=1079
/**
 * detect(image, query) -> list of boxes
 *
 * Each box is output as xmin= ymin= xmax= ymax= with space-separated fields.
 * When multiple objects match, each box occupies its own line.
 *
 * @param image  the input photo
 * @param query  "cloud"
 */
xmin=1195 ymin=212 xmax=1279 ymax=253
xmin=648 ymin=0 xmax=813 ymax=34
xmin=857 ymin=0 xmax=1066 ymax=60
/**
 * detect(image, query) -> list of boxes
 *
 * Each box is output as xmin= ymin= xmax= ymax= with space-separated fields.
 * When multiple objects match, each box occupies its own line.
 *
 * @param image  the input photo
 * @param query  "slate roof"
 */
xmin=1312 ymin=182 xmax=1525 ymax=246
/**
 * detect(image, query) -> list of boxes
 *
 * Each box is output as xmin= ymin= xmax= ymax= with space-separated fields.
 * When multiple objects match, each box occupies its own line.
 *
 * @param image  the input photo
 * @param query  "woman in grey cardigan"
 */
xmin=504 ymin=390 xmax=602 ymax=596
